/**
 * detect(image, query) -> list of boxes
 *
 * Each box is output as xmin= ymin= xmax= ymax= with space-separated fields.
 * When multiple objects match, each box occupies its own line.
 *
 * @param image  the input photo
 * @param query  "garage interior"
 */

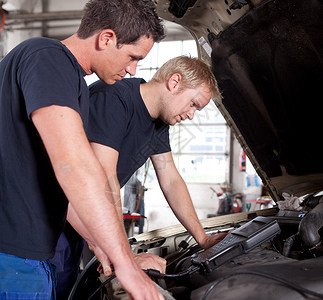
xmin=0 ymin=0 xmax=268 ymax=234
xmin=3 ymin=0 xmax=323 ymax=299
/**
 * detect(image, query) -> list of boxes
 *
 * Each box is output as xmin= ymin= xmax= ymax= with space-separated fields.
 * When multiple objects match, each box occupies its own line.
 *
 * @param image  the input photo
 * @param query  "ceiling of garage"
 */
xmin=1 ymin=0 xmax=193 ymax=41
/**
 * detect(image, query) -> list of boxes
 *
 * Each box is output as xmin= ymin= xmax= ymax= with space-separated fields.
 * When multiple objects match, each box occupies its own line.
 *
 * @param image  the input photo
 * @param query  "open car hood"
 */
xmin=155 ymin=0 xmax=323 ymax=202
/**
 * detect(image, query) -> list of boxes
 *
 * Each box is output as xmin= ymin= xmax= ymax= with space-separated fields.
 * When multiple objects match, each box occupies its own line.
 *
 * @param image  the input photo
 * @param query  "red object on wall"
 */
xmin=239 ymin=150 xmax=246 ymax=171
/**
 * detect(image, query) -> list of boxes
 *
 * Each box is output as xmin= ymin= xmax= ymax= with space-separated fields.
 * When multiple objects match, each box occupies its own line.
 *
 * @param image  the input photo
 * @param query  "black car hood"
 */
xmin=155 ymin=0 xmax=323 ymax=202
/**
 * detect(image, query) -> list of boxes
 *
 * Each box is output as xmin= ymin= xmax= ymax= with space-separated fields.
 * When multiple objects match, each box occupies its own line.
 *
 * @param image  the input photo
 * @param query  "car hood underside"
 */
xmin=156 ymin=0 xmax=323 ymax=201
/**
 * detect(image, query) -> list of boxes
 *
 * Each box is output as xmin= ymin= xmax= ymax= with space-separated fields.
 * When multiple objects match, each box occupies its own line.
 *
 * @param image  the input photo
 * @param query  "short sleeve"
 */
xmin=153 ymin=120 xmax=171 ymax=154
xmin=18 ymin=47 xmax=81 ymax=118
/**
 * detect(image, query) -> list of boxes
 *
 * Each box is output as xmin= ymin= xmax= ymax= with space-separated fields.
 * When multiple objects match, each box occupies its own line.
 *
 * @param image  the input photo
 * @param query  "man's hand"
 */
xmin=133 ymin=252 xmax=166 ymax=274
xmin=88 ymin=243 xmax=113 ymax=277
xmin=114 ymin=264 xmax=165 ymax=300
xmin=93 ymin=247 xmax=167 ymax=276
xmin=199 ymin=232 xmax=228 ymax=249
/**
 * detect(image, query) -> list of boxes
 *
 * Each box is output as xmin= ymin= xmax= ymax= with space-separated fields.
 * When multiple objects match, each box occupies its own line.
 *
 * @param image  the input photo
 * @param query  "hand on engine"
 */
xmin=133 ymin=252 xmax=166 ymax=274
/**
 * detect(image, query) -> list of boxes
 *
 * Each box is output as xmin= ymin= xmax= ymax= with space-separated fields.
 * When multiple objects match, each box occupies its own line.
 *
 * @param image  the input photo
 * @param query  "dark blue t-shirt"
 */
xmin=0 ymin=37 xmax=89 ymax=260
xmin=88 ymin=78 xmax=171 ymax=187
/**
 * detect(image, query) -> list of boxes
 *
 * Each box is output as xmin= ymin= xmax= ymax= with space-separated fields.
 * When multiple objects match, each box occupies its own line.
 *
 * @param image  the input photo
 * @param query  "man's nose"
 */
xmin=126 ymin=61 xmax=138 ymax=76
xmin=187 ymin=108 xmax=195 ymax=120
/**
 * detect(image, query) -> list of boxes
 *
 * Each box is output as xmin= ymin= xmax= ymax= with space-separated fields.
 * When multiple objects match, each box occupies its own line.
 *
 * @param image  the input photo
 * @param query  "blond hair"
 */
xmin=151 ymin=56 xmax=221 ymax=101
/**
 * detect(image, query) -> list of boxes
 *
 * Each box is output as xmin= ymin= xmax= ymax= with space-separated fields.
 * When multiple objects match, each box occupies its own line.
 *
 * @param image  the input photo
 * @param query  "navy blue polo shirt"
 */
xmin=88 ymin=78 xmax=171 ymax=187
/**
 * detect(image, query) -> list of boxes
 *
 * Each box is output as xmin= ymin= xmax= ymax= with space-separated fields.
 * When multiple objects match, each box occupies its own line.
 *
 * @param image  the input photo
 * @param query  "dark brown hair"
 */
xmin=77 ymin=0 xmax=165 ymax=46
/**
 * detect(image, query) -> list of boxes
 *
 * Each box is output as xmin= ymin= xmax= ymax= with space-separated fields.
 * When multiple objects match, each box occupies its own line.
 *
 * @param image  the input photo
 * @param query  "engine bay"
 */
xmin=69 ymin=194 xmax=323 ymax=300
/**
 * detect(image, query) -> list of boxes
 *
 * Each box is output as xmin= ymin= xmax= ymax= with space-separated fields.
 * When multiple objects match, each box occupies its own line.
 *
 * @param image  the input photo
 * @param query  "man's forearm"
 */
xmin=32 ymin=106 xmax=136 ymax=269
xmin=105 ymin=174 xmax=124 ymax=224
xmin=162 ymin=176 xmax=227 ymax=249
xmin=58 ymin=164 xmax=130 ymax=263
xmin=162 ymin=176 xmax=208 ymax=245
xmin=153 ymin=152 xmax=208 ymax=246
xmin=90 ymin=143 xmax=124 ymax=224
xmin=67 ymin=203 xmax=94 ymax=245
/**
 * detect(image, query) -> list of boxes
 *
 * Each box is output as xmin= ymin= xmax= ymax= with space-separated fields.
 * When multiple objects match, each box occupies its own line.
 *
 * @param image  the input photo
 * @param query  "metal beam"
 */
xmin=5 ymin=10 xmax=83 ymax=25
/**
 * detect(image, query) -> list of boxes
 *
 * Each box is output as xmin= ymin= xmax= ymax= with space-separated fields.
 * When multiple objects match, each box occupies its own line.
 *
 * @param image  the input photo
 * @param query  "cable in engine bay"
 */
xmin=86 ymin=265 xmax=200 ymax=300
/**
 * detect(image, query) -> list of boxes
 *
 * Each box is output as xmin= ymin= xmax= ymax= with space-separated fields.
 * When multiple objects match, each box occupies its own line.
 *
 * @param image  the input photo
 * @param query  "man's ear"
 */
xmin=167 ymin=73 xmax=182 ymax=93
xmin=97 ymin=29 xmax=117 ymax=50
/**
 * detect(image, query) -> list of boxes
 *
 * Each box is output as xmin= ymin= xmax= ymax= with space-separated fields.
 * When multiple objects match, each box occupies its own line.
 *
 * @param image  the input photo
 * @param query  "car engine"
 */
xmin=68 ymin=193 xmax=323 ymax=300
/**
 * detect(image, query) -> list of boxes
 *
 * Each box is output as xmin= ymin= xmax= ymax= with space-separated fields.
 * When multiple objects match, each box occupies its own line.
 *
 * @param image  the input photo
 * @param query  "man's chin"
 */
xmin=104 ymin=78 xmax=118 ymax=85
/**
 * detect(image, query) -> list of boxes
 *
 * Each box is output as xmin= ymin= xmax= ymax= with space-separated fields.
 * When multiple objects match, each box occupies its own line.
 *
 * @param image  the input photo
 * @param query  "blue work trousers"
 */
xmin=0 ymin=252 xmax=56 ymax=300
xmin=49 ymin=226 xmax=85 ymax=300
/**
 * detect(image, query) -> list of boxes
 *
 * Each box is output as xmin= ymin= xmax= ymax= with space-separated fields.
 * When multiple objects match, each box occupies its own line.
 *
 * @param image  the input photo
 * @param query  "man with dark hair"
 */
xmin=0 ymin=0 xmax=165 ymax=299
